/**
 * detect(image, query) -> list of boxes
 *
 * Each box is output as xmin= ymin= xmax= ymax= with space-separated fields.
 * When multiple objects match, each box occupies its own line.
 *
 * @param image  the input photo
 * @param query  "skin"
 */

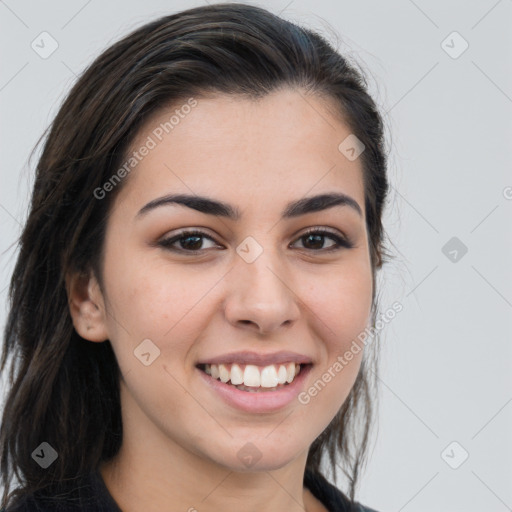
xmin=68 ymin=88 xmax=373 ymax=512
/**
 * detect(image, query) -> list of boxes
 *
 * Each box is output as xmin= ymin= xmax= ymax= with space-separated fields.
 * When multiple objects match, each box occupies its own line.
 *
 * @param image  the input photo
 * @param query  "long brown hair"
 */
xmin=0 ymin=3 xmax=389 ymax=508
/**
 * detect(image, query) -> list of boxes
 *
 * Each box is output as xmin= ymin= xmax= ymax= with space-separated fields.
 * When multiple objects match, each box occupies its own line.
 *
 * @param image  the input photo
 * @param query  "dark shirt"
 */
xmin=3 ymin=468 xmax=379 ymax=512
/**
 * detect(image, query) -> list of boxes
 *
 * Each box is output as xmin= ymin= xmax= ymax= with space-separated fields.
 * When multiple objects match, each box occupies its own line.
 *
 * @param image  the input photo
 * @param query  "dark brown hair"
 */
xmin=0 ymin=2 xmax=389 ymax=508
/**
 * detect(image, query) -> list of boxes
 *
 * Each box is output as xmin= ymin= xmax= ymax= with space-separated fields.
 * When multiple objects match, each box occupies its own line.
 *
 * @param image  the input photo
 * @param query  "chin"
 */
xmin=228 ymin=456 xmax=297 ymax=473
xmin=221 ymin=439 xmax=306 ymax=473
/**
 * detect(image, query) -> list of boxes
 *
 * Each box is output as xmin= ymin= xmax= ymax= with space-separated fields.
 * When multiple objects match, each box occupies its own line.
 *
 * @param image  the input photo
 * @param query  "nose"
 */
xmin=224 ymin=247 xmax=300 ymax=336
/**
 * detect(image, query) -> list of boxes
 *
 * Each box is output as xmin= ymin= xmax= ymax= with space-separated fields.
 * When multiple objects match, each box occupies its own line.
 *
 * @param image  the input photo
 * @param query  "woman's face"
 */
xmin=88 ymin=89 xmax=373 ymax=472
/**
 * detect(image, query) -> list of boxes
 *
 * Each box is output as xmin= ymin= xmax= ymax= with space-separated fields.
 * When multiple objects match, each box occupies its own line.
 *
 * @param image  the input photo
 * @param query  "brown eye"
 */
xmin=291 ymin=229 xmax=353 ymax=252
xmin=158 ymin=230 xmax=220 ymax=253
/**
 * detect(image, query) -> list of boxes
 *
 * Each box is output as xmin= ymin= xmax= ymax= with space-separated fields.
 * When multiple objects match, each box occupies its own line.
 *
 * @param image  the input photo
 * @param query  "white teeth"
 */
xmin=260 ymin=365 xmax=279 ymax=388
xmin=243 ymin=365 xmax=260 ymax=387
xmin=203 ymin=362 xmax=303 ymax=387
xmin=286 ymin=362 xmax=295 ymax=383
xmin=218 ymin=363 xmax=230 ymax=383
xmin=277 ymin=365 xmax=288 ymax=385
xmin=230 ymin=364 xmax=244 ymax=385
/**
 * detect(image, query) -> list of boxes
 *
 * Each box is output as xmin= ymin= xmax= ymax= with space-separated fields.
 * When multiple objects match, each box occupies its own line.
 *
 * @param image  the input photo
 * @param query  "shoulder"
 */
xmin=3 ymin=493 xmax=112 ymax=512
xmin=2 ymin=471 xmax=120 ymax=512
xmin=2 ymin=493 xmax=55 ymax=512
xmin=304 ymin=468 xmax=381 ymax=512
xmin=3 ymin=492 xmax=61 ymax=512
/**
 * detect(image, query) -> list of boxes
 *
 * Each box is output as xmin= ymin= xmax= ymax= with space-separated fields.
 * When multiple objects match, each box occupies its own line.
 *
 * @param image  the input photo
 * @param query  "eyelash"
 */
xmin=157 ymin=228 xmax=354 ymax=254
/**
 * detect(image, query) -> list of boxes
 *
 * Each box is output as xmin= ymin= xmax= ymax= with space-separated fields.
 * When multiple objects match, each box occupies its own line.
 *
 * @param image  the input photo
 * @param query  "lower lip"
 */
xmin=197 ymin=364 xmax=313 ymax=413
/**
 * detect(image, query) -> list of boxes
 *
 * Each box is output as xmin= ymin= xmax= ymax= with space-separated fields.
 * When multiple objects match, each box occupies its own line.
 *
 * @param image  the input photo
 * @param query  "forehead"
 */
xmin=115 ymin=89 xmax=365 ymax=215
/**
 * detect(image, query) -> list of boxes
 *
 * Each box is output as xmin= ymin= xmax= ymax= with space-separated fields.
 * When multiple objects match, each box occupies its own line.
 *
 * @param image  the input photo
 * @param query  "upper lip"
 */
xmin=197 ymin=350 xmax=313 ymax=367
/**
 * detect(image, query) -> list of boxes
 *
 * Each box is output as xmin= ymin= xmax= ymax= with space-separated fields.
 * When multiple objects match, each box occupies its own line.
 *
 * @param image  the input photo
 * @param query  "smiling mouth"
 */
xmin=196 ymin=362 xmax=311 ymax=392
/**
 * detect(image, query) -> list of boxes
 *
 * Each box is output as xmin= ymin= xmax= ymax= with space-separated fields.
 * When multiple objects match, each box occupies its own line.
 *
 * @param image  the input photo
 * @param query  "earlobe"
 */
xmin=66 ymin=270 xmax=109 ymax=342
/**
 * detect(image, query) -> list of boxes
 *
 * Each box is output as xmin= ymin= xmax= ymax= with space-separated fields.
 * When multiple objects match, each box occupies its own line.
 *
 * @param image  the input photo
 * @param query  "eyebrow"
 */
xmin=136 ymin=192 xmax=363 ymax=220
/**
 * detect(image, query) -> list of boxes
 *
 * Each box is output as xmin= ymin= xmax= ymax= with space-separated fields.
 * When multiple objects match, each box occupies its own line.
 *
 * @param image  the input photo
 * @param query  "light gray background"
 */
xmin=1 ymin=1 xmax=511 ymax=511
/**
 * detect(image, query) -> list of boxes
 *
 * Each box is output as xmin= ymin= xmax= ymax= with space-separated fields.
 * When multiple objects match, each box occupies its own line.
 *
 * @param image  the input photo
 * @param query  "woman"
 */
xmin=0 ymin=3 xmax=389 ymax=511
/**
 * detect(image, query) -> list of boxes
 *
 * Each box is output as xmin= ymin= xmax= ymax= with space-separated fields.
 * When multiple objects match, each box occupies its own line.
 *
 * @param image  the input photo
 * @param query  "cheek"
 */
xmin=102 ymin=255 xmax=224 ymax=357
xmin=297 ymin=272 xmax=371 ymax=425
xmin=297 ymin=259 xmax=372 ymax=408
xmin=306 ymin=260 xmax=373 ymax=350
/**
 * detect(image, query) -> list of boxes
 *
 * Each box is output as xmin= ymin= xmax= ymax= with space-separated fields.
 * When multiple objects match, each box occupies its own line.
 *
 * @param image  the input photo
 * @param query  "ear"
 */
xmin=66 ymin=269 xmax=109 ymax=342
